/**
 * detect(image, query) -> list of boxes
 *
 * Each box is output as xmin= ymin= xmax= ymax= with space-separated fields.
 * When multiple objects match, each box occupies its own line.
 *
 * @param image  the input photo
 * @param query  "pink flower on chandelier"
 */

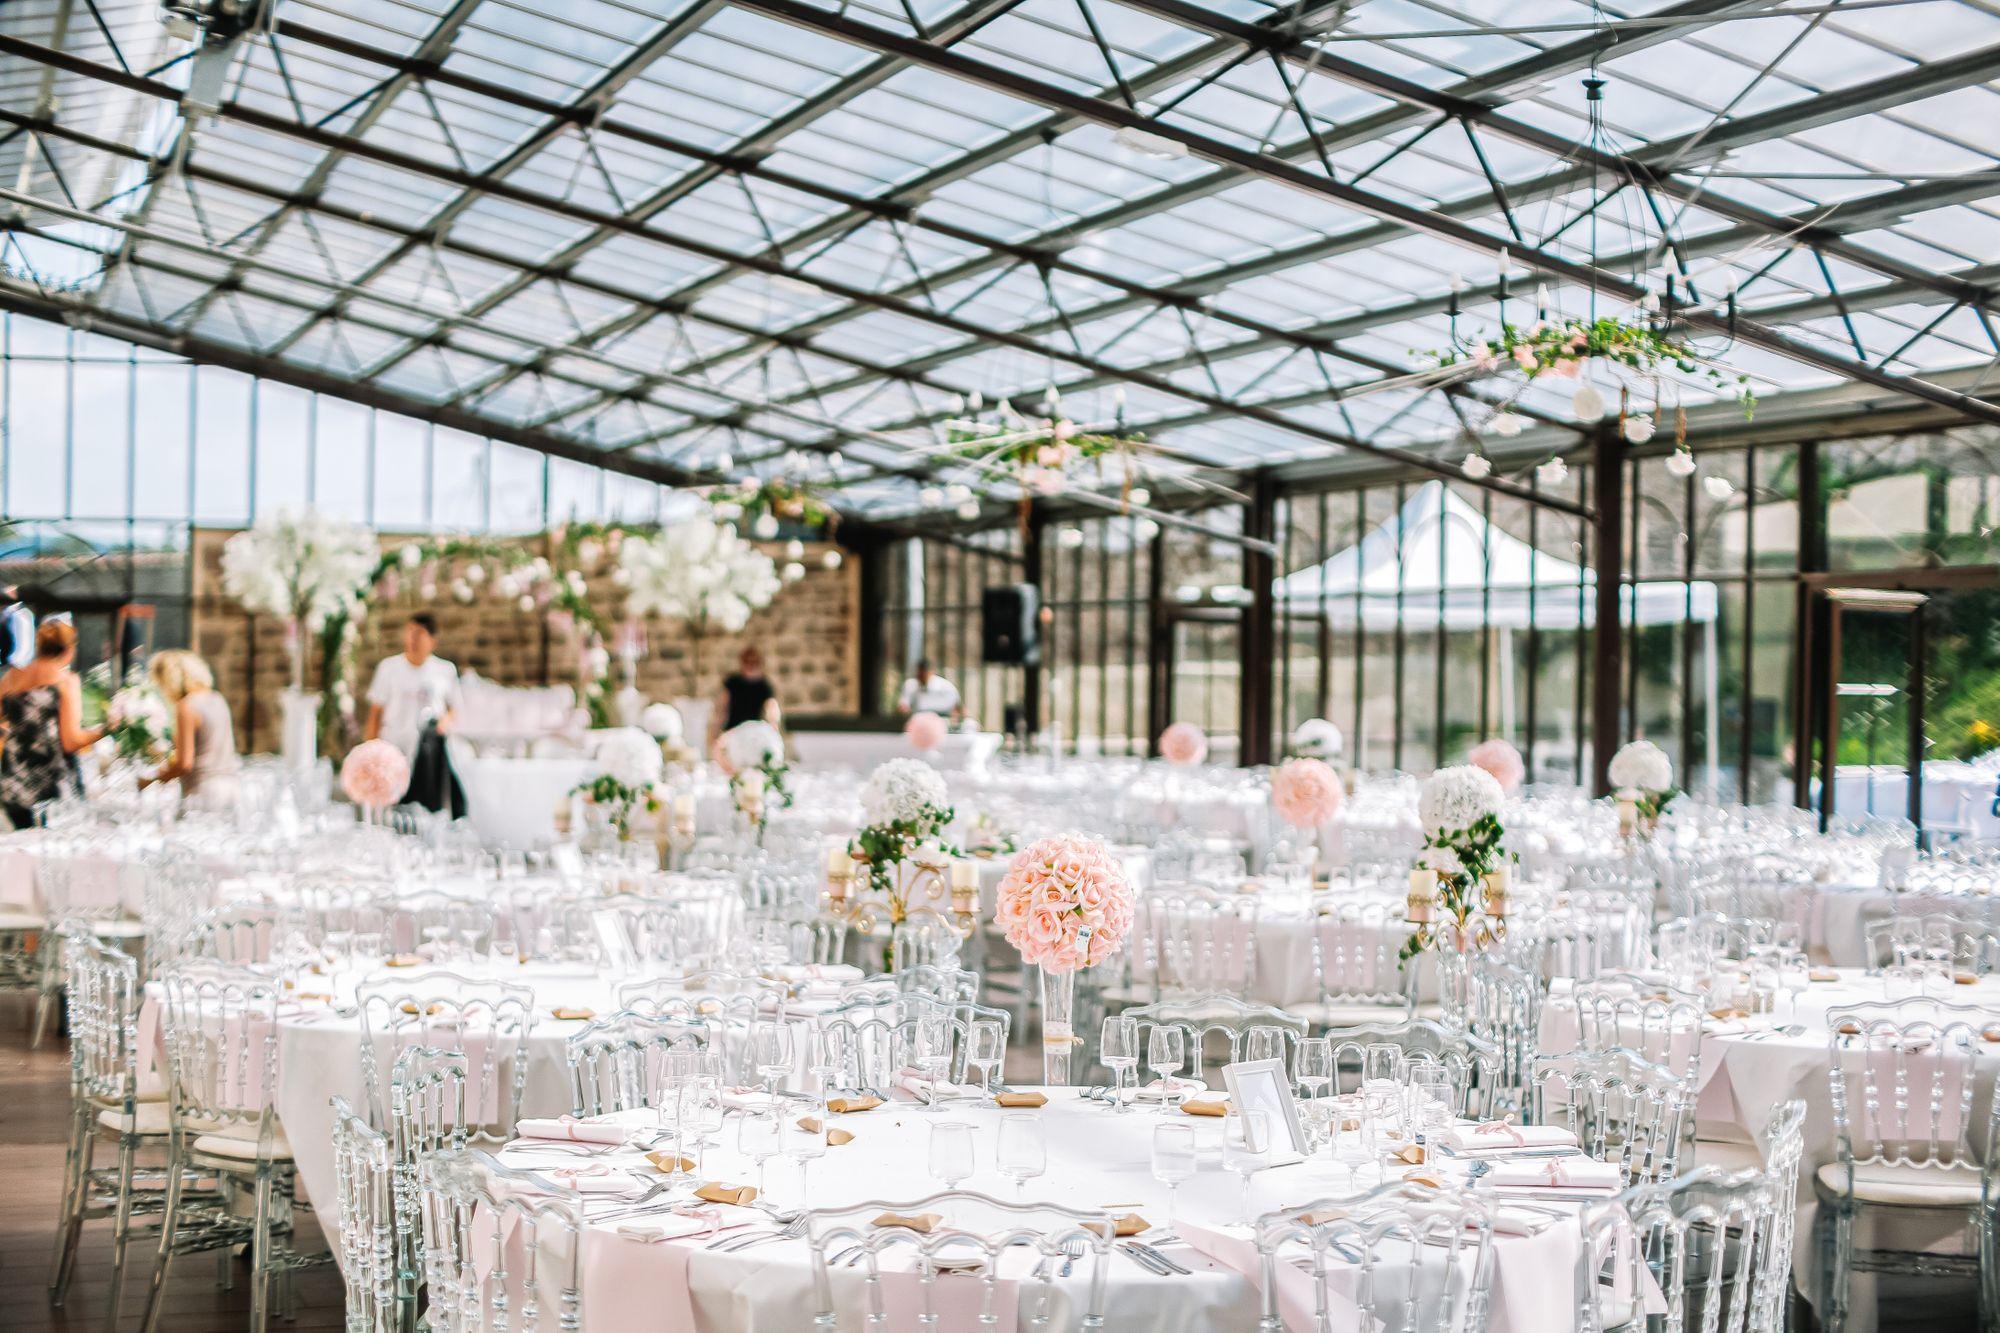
xmin=1158 ymin=722 xmax=1207 ymax=766
xmin=1467 ymin=738 xmax=1526 ymax=794
xmin=1272 ymin=757 xmax=1344 ymax=830
xmin=994 ymin=833 xmax=1135 ymax=973
xmin=340 ymin=739 xmax=410 ymax=811
xmin=905 ymin=711 xmax=948 ymax=751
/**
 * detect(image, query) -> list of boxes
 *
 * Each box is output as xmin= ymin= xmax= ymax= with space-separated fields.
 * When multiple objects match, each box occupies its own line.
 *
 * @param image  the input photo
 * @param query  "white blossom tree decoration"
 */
xmin=618 ymin=514 xmax=781 ymax=693
xmin=219 ymin=510 xmax=378 ymax=688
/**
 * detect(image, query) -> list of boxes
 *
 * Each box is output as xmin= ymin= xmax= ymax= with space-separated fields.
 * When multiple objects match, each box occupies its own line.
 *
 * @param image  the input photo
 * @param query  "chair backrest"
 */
xmin=1582 ymin=1167 xmax=1779 ymax=1333
xmin=416 ymin=1150 xmax=583 ymax=1333
xmin=1532 ymin=1048 xmax=1693 ymax=1185
xmin=1309 ymin=899 xmax=1412 ymax=1012
xmin=141 ymin=846 xmax=218 ymax=964
xmin=789 ymin=914 xmax=850 ymax=966
xmin=1256 ymin=1183 xmax=1496 ymax=1333
xmin=330 ymin=1095 xmax=396 ymax=1333
xmin=1136 ymin=890 xmax=1260 ymax=998
xmin=1124 ymin=994 xmax=1306 ymax=1083
xmin=1322 ymin=1017 xmax=1503 ymax=1120
xmin=155 ymin=961 xmax=286 ymax=1151
xmin=61 ymin=925 xmax=141 ymax=1110
xmin=564 ymin=1010 xmax=709 ymax=1116
xmin=804 ymin=1192 xmax=1114 ymax=1330
xmin=182 ymin=903 xmax=287 ymax=965
xmin=1755 ymin=1099 xmax=1807 ymax=1333
xmin=380 ymin=893 xmax=500 ymax=962
xmin=1825 ymin=998 xmax=1983 ymax=1175
xmin=1568 ymin=980 xmax=1705 ymax=1081
xmin=1458 ymin=954 xmax=1544 ymax=1117
xmin=386 ymin=1047 xmax=468 ymax=1317
xmin=1540 ymin=894 xmax=1651 ymax=981
xmin=356 ymin=969 xmax=535 ymax=1137
xmin=889 ymin=910 xmax=964 ymax=972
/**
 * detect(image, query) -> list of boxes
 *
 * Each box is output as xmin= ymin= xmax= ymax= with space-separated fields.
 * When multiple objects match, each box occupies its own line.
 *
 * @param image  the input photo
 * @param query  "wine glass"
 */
xmin=1150 ymin=1122 xmax=1196 ymax=1229
xmin=1364 ymin=1043 xmax=1404 ymax=1087
xmin=913 ymin=1015 xmax=953 ymax=1112
xmin=929 ymin=1121 xmax=975 ymax=1189
xmin=968 ymin=1020 xmax=1005 ymax=1099
xmin=1329 ymin=1093 xmax=1374 ymax=1187
xmin=1223 ymin=1109 xmax=1272 ymax=1225
xmin=736 ymin=1106 xmax=782 ymax=1197
xmin=784 ymin=1095 xmax=828 ymax=1204
xmin=1147 ymin=1026 xmax=1186 ymax=1109
xmin=1405 ymin=1064 xmax=1452 ymax=1137
xmin=751 ymin=1021 xmax=794 ymax=1100
xmin=1244 ymin=1026 xmax=1286 ymax=1066
xmin=996 ymin=1113 xmax=1046 ymax=1196
xmin=1293 ymin=1036 xmax=1332 ymax=1104
xmin=808 ymin=1027 xmax=846 ymax=1092
xmin=1100 ymin=1016 xmax=1139 ymax=1112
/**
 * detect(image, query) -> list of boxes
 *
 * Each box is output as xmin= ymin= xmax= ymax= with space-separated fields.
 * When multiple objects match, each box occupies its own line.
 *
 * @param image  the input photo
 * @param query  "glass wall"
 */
xmin=0 ymin=311 xmax=674 ymax=672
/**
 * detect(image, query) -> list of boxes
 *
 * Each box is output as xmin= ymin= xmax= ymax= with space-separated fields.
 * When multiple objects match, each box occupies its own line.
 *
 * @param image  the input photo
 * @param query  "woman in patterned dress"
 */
xmin=0 ymin=620 xmax=103 ymax=829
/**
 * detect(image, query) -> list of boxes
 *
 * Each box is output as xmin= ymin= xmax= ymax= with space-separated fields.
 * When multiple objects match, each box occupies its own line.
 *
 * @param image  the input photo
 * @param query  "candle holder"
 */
xmin=822 ymin=849 xmax=982 ymax=942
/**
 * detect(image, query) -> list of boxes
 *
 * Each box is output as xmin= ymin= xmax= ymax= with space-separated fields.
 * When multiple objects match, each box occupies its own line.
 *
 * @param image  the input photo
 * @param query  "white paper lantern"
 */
xmin=1490 ymin=411 xmax=1525 ymax=438
xmin=1536 ymin=457 xmax=1569 ymax=487
xmin=752 ymin=513 xmax=780 ymax=540
xmin=1461 ymin=452 xmax=1492 ymax=480
xmin=1664 ymin=449 xmax=1697 ymax=479
xmin=1571 ymin=383 xmax=1607 ymax=421
xmin=1622 ymin=414 xmax=1655 ymax=443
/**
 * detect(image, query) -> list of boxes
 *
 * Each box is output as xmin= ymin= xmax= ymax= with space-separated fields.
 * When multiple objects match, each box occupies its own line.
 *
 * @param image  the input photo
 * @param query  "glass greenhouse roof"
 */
xmin=0 ymin=0 xmax=1995 ymax=519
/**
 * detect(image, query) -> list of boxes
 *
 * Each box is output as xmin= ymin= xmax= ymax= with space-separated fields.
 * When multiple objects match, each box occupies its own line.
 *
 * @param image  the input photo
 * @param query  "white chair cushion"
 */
xmin=87 ymin=920 xmax=149 ymax=939
xmin=0 ymin=910 xmax=45 ymax=931
xmin=96 ymin=1102 xmax=173 ymax=1136
xmin=1814 ymin=1160 xmax=1982 ymax=1208
xmin=1287 ymin=1000 xmax=1416 ymax=1029
xmin=191 ymin=1122 xmax=293 ymax=1163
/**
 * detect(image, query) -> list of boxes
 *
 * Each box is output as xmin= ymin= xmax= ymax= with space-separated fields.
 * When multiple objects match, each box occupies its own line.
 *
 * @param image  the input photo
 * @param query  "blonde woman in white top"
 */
xmin=141 ymin=649 xmax=240 ymax=804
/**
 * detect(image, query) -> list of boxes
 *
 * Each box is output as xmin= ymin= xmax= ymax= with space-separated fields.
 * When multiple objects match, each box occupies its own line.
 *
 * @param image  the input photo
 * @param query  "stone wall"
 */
xmin=189 ymin=528 xmax=859 ymax=754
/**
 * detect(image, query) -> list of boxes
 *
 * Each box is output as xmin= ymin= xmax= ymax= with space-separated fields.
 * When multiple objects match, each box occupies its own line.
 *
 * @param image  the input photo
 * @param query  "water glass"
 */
xmin=1147 ymin=1026 xmax=1186 ymax=1107
xmin=996 ymin=1113 xmax=1046 ymax=1195
xmin=1293 ymin=1037 xmax=1332 ymax=1103
xmin=969 ymin=1020 xmax=1005 ymax=1097
xmin=1329 ymin=1094 xmax=1374 ymax=1186
xmin=1222 ymin=1109 xmax=1272 ymax=1225
xmin=1364 ymin=1043 xmax=1404 ymax=1086
xmin=751 ymin=1020 xmax=794 ymax=1097
xmin=913 ymin=1016 xmax=954 ymax=1111
xmin=736 ymin=1106 xmax=782 ymax=1196
xmin=783 ymin=1094 xmax=828 ymax=1203
xmin=929 ymin=1121 xmax=975 ymax=1188
xmin=1151 ymin=1122 xmax=1197 ymax=1228
xmin=1100 ymin=1016 xmax=1138 ymax=1111
xmin=1405 ymin=1064 xmax=1452 ymax=1135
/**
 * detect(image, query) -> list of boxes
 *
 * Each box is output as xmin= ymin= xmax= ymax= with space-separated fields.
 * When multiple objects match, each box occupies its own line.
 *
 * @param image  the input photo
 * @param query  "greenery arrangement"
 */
xmin=569 ymin=772 xmax=660 ymax=838
xmin=708 ymin=477 xmax=838 ymax=535
xmin=1428 ymin=315 xmax=1755 ymax=418
xmin=1401 ymin=811 xmax=1516 ymax=964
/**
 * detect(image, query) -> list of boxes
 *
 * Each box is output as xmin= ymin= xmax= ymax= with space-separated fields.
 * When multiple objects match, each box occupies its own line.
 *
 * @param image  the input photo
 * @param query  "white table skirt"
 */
xmin=790 ymin=732 xmax=1002 ymax=774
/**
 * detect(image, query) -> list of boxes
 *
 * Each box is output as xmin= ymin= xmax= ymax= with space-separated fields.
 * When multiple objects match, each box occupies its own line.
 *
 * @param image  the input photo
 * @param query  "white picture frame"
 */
xmin=1222 ymin=1059 xmax=1307 ymax=1163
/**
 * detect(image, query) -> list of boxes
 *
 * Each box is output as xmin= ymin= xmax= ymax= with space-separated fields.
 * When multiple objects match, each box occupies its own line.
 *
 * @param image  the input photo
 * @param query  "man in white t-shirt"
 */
xmin=896 ymin=659 xmax=962 ymax=722
xmin=365 ymin=613 xmax=463 ymax=759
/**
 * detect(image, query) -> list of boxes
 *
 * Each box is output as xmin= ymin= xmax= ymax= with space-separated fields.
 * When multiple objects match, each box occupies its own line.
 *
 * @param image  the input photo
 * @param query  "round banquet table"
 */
xmin=486 ymin=1089 xmax=1605 ymax=1333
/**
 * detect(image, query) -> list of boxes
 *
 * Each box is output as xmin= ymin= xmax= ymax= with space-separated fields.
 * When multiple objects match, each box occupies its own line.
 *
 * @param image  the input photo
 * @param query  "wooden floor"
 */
xmin=0 ymin=996 xmax=344 ymax=1333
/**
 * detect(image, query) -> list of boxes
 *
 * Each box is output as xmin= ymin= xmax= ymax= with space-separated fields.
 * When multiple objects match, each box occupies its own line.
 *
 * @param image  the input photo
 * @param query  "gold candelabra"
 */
xmin=823 ymin=844 xmax=983 ymax=939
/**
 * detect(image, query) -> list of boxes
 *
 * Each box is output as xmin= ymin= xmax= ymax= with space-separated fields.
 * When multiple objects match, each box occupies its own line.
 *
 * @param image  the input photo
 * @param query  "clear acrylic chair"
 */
xmin=355 ymin=969 xmax=535 ymax=1139
xmin=1297 ymin=899 xmax=1416 ymax=1027
xmin=1581 ymin=1166 xmax=1782 ymax=1333
xmin=1255 ymin=1182 xmax=1496 ymax=1333
xmin=1567 ymin=978 xmax=1706 ymax=1082
xmin=142 ymin=961 xmax=331 ymax=1333
xmin=330 ymin=1095 xmax=395 ymax=1333
xmin=803 ymin=1191 xmax=1114 ymax=1330
xmin=1531 ymin=1047 xmax=1693 ymax=1185
xmin=1322 ymin=1016 xmax=1504 ymax=1119
xmin=416 ymin=1149 xmax=583 ymax=1333
xmin=1124 ymin=994 xmax=1307 ymax=1086
xmin=387 ymin=1047 xmax=468 ymax=1333
xmin=564 ymin=1009 xmax=709 ymax=1116
xmin=1817 ymin=998 xmax=1987 ymax=1332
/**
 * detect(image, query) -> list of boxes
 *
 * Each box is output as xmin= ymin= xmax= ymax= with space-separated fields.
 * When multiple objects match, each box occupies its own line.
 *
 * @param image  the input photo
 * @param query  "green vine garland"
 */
xmin=1426 ymin=316 xmax=1755 ymax=418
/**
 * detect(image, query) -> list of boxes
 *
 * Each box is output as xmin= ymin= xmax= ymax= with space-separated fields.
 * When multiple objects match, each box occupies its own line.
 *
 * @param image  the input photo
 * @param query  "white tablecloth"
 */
xmin=451 ymin=753 xmax=600 ymax=850
xmin=790 ymin=731 xmax=1002 ymax=774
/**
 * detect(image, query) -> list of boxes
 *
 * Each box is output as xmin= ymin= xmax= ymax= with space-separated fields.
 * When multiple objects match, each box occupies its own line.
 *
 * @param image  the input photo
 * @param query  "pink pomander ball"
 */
xmin=1272 ymin=757 xmax=1343 ymax=830
xmin=1158 ymin=722 xmax=1207 ymax=766
xmin=905 ymin=711 xmax=948 ymax=751
xmin=1467 ymin=738 xmax=1526 ymax=794
xmin=340 ymin=739 xmax=410 ymax=811
xmin=993 ymin=834 xmax=1135 ymax=973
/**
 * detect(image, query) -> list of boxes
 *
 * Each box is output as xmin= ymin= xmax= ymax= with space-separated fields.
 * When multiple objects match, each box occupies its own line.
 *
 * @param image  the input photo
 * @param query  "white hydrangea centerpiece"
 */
xmin=720 ymin=720 xmax=792 ymax=834
xmin=1290 ymin=717 xmax=1344 ymax=759
xmin=1404 ymin=764 xmax=1515 ymax=961
xmin=1607 ymin=739 xmax=1677 ymax=828
xmin=573 ymin=726 xmax=666 ymax=837
xmin=850 ymin=758 xmax=958 ymax=900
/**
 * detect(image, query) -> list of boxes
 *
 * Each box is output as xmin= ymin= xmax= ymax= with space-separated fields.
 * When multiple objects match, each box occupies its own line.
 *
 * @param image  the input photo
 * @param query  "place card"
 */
xmin=873 ymin=1212 xmax=943 ymax=1232
xmin=383 ymin=954 xmax=424 ymax=968
xmin=645 ymin=1151 xmax=696 ymax=1174
xmin=1180 ymin=1098 xmax=1229 ymax=1118
xmin=795 ymin=1119 xmax=855 ymax=1146
xmin=1085 ymin=1214 xmax=1150 ymax=1238
xmin=1809 ymin=969 xmax=1840 ymax=982
xmin=550 ymin=1006 xmax=596 ymax=1021
xmin=696 ymin=1182 xmax=758 ymax=1206
xmin=1392 ymin=1143 xmax=1426 ymax=1165
xmin=994 ymin=1090 xmax=1047 ymax=1108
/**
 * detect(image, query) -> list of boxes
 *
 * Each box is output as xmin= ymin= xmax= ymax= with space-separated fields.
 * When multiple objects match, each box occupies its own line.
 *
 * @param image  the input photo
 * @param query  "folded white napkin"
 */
xmin=1484 ymin=1158 xmax=1623 ymax=1192
xmin=535 ymin=1164 xmax=650 ymax=1195
xmin=1395 ymin=1199 xmax=1547 ymax=1237
xmin=721 ymin=1087 xmax=774 ymax=1112
xmin=896 ymin=1068 xmax=981 ymax=1100
xmin=1442 ymin=1123 xmax=1579 ymax=1154
xmin=515 ymin=1116 xmax=634 ymax=1145
xmin=770 ymin=964 xmax=864 ymax=984
xmin=613 ymin=1203 xmax=761 ymax=1243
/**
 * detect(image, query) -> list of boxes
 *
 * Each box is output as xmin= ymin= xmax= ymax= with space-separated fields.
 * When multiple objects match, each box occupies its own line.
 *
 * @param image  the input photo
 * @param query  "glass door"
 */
xmin=1811 ymin=589 xmax=1925 ymax=828
xmin=1160 ymin=609 xmax=1241 ymax=764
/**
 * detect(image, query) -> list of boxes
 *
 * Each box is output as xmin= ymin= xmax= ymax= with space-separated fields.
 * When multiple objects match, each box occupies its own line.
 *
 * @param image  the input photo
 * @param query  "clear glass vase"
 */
xmin=1040 ymin=965 xmax=1078 ymax=1086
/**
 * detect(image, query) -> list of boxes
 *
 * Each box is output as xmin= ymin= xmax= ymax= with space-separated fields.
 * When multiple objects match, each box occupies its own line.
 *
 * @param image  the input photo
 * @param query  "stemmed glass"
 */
xmin=913 ymin=1016 xmax=953 ymax=1112
xmin=750 ymin=1021 xmax=794 ymax=1101
xmin=1147 ymin=1027 xmax=1186 ymax=1109
xmin=1329 ymin=1094 xmax=1374 ymax=1187
xmin=1223 ymin=1109 xmax=1272 ymax=1226
xmin=996 ymin=1113 xmax=1046 ymax=1196
xmin=1100 ymin=1016 xmax=1139 ymax=1112
xmin=967 ymin=1020 xmax=1005 ymax=1100
xmin=736 ymin=1106 xmax=782 ymax=1197
xmin=1244 ymin=1027 xmax=1287 ymax=1066
xmin=783 ymin=1094 xmax=828 ymax=1204
xmin=1405 ymin=1064 xmax=1452 ymax=1138
xmin=1364 ymin=1044 xmax=1404 ymax=1087
xmin=1294 ymin=1037 xmax=1332 ymax=1103
xmin=1150 ymin=1123 xmax=1196 ymax=1229
xmin=929 ymin=1121 xmax=975 ymax=1189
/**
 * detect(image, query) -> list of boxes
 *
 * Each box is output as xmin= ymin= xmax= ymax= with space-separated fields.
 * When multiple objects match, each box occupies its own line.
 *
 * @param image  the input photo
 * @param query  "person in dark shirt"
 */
xmin=711 ymin=645 xmax=781 ymax=749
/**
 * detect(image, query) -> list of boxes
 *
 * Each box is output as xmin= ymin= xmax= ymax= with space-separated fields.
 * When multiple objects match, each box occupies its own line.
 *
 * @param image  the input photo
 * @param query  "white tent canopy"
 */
xmin=1273 ymin=480 xmax=1718 ymax=631
xmin=1275 ymin=481 xmax=1720 ymax=786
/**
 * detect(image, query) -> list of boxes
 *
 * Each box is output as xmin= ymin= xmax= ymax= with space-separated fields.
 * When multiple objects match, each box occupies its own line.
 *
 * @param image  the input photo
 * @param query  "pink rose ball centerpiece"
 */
xmin=1467 ymin=738 xmax=1526 ymax=794
xmin=1272 ymin=757 xmax=1344 ymax=830
xmin=340 ymin=739 xmax=410 ymax=816
xmin=904 ymin=710 xmax=948 ymax=752
xmin=1158 ymin=722 xmax=1207 ymax=766
xmin=994 ymin=833 xmax=1135 ymax=1085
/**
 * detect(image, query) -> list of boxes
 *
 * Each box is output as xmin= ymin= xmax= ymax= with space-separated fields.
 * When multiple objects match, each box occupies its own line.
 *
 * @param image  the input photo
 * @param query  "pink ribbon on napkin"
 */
xmin=1475 ymin=1120 xmax=1526 ymax=1147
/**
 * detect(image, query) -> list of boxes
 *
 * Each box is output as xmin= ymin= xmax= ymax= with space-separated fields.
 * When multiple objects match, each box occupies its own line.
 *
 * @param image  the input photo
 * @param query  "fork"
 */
xmin=1058 ymin=1235 xmax=1086 ymax=1278
xmin=709 ymin=1215 xmax=808 ymax=1252
xmin=584 ymin=1181 xmax=679 ymax=1222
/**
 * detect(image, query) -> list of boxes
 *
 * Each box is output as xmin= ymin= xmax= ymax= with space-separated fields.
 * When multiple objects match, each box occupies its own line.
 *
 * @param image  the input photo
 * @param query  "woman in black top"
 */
xmin=0 ymin=620 xmax=103 ymax=827
xmin=711 ymin=645 xmax=781 ymax=749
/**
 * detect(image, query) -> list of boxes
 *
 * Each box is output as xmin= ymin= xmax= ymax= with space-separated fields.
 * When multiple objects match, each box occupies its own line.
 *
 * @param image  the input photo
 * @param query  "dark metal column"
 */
xmin=1022 ymin=505 xmax=1046 ymax=736
xmin=1590 ymin=427 xmax=1624 ymax=795
xmin=855 ymin=536 xmax=889 ymax=717
xmin=1240 ymin=471 xmax=1278 ymax=766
